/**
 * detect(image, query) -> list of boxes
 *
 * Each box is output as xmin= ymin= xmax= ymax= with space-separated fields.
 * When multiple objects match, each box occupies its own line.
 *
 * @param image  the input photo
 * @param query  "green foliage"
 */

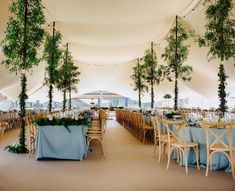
xmin=130 ymin=59 xmax=148 ymax=108
xmin=142 ymin=44 xmax=166 ymax=108
xmin=56 ymin=47 xmax=80 ymax=110
xmin=1 ymin=0 xmax=45 ymax=74
xmin=163 ymin=94 xmax=172 ymax=99
xmin=43 ymin=30 xmax=63 ymax=112
xmin=1 ymin=0 xmax=45 ymax=153
xmin=198 ymin=0 xmax=235 ymax=114
xmin=218 ymin=64 xmax=228 ymax=115
xmin=162 ymin=16 xmax=193 ymax=110
xmin=198 ymin=0 xmax=235 ymax=61
xmin=34 ymin=116 xmax=91 ymax=133
xmin=18 ymin=74 xmax=28 ymax=149
xmin=5 ymin=143 xmax=28 ymax=154
xmin=165 ymin=112 xmax=181 ymax=119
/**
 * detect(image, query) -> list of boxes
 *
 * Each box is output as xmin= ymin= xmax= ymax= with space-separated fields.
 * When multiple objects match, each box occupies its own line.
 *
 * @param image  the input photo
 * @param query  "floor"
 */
xmin=0 ymin=119 xmax=234 ymax=191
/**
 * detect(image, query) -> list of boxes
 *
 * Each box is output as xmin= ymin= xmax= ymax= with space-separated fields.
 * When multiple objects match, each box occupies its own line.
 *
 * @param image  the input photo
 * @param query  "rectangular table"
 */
xmin=36 ymin=125 xmax=88 ymax=160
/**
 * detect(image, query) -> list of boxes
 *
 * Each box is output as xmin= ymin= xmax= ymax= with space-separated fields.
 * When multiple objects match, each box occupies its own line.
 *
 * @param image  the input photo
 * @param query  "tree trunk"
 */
xmin=174 ymin=15 xmax=178 ymax=111
xmin=18 ymin=0 xmax=28 ymax=152
xmin=69 ymin=88 xmax=72 ymax=110
xmin=218 ymin=63 xmax=228 ymax=117
xmin=19 ymin=73 xmax=27 ymax=150
xmin=174 ymin=77 xmax=178 ymax=111
xmin=138 ymin=89 xmax=141 ymax=108
xmin=63 ymin=90 xmax=67 ymax=110
xmin=48 ymin=84 xmax=53 ymax=112
xmin=151 ymin=81 xmax=154 ymax=109
xmin=48 ymin=21 xmax=56 ymax=113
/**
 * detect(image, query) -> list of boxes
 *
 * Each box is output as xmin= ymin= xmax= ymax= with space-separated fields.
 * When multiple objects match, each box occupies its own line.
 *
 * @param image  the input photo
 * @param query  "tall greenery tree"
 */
xmin=56 ymin=43 xmax=80 ymax=110
xmin=68 ymin=62 xmax=80 ymax=110
xmin=1 ymin=0 xmax=45 ymax=153
xmin=130 ymin=58 xmax=148 ymax=108
xmin=43 ymin=22 xmax=62 ymax=112
xmin=198 ymin=0 xmax=235 ymax=116
xmin=142 ymin=42 xmax=165 ymax=109
xmin=162 ymin=16 xmax=193 ymax=110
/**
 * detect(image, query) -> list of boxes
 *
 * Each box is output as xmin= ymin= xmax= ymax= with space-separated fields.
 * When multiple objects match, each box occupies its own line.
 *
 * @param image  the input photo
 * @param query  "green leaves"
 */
xmin=43 ymin=31 xmax=63 ymax=84
xmin=200 ymin=0 xmax=235 ymax=62
xmin=200 ymin=0 xmax=235 ymax=114
xmin=56 ymin=46 xmax=80 ymax=110
xmin=1 ymin=0 xmax=45 ymax=74
xmin=1 ymin=0 xmax=45 ymax=153
xmin=130 ymin=59 xmax=148 ymax=107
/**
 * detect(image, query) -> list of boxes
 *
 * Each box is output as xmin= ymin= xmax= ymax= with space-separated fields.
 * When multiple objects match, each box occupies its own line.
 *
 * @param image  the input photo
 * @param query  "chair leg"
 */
xmin=142 ymin=130 xmax=146 ymax=143
xmin=166 ymin=147 xmax=173 ymax=170
xmin=184 ymin=148 xmax=188 ymax=174
xmin=206 ymin=152 xmax=212 ymax=177
xmin=195 ymin=146 xmax=200 ymax=170
xmin=158 ymin=142 xmax=162 ymax=164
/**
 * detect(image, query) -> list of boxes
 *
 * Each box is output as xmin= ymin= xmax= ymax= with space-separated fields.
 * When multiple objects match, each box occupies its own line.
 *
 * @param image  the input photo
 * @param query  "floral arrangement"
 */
xmin=34 ymin=112 xmax=91 ymax=133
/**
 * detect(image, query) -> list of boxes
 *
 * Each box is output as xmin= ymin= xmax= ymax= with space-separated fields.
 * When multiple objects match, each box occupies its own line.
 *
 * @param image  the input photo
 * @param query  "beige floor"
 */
xmin=0 ymin=120 xmax=234 ymax=191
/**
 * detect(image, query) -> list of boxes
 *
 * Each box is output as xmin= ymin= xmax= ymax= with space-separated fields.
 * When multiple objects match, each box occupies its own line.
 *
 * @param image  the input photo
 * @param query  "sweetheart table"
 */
xmin=36 ymin=125 xmax=88 ymax=160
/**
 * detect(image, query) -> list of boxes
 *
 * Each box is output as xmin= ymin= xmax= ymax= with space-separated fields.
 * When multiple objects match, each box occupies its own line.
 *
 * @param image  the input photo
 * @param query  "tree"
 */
xmin=1 ymin=0 xmax=45 ymax=153
xmin=198 ymin=0 xmax=235 ymax=116
xmin=67 ymin=61 xmax=80 ymax=110
xmin=142 ymin=42 xmax=165 ymax=109
xmin=43 ymin=22 xmax=62 ymax=113
xmin=162 ymin=16 xmax=193 ymax=111
xmin=163 ymin=94 xmax=172 ymax=108
xmin=56 ymin=43 xmax=80 ymax=110
xmin=130 ymin=58 xmax=148 ymax=108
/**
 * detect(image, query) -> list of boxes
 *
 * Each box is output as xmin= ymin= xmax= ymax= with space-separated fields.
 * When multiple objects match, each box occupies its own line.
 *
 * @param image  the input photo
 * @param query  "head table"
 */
xmin=36 ymin=125 xmax=88 ymax=160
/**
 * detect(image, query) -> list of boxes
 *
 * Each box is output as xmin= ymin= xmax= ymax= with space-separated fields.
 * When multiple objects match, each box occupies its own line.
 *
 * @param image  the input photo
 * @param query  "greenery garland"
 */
xmin=218 ymin=64 xmax=228 ymax=114
xmin=1 ymin=0 xmax=45 ymax=153
xmin=34 ymin=117 xmax=91 ymax=133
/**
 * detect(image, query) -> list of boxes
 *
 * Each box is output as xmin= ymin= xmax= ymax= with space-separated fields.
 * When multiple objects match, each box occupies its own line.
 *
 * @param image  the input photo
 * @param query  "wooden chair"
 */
xmin=141 ymin=114 xmax=154 ymax=143
xmin=201 ymin=121 xmax=235 ymax=180
xmin=0 ymin=121 xmax=8 ymax=136
xmin=163 ymin=120 xmax=200 ymax=174
xmin=27 ymin=116 xmax=38 ymax=157
xmin=151 ymin=116 xmax=169 ymax=163
xmin=87 ymin=110 xmax=107 ymax=155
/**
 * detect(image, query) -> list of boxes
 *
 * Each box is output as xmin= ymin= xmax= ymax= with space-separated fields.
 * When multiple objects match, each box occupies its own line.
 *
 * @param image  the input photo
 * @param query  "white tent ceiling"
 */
xmin=0 ymin=0 xmax=235 ymax=108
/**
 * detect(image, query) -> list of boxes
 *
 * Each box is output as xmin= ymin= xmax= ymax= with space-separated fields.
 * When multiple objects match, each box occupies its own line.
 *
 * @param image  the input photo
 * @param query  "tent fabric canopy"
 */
xmin=0 ymin=0 xmax=234 ymax=108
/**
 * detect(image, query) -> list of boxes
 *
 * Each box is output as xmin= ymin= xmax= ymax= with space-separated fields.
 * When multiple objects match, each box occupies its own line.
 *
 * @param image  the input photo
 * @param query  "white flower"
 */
xmin=48 ymin=114 xmax=53 ymax=121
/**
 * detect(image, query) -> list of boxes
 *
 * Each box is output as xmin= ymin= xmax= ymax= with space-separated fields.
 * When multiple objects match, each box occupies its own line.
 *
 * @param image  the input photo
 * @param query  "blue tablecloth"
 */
xmin=174 ymin=126 xmax=235 ymax=171
xmin=36 ymin=125 xmax=88 ymax=161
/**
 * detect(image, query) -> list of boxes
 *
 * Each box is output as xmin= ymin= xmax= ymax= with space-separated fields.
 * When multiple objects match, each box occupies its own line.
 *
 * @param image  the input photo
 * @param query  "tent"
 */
xmin=0 ymin=0 xmax=235 ymax=108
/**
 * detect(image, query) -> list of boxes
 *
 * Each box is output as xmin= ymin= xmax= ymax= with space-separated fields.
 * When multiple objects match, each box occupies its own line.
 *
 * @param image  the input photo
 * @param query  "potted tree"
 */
xmin=142 ymin=42 xmax=165 ymax=109
xmin=162 ymin=16 xmax=193 ymax=111
xmin=43 ymin=22 xmax=63 ymax=113
xmin=130 ymin=58 xmax=148 ymax=108
xmin=198 ymin=0 xmax=235 ymax=117
xmin=1 ymin=0 xmax=45 ymax=153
